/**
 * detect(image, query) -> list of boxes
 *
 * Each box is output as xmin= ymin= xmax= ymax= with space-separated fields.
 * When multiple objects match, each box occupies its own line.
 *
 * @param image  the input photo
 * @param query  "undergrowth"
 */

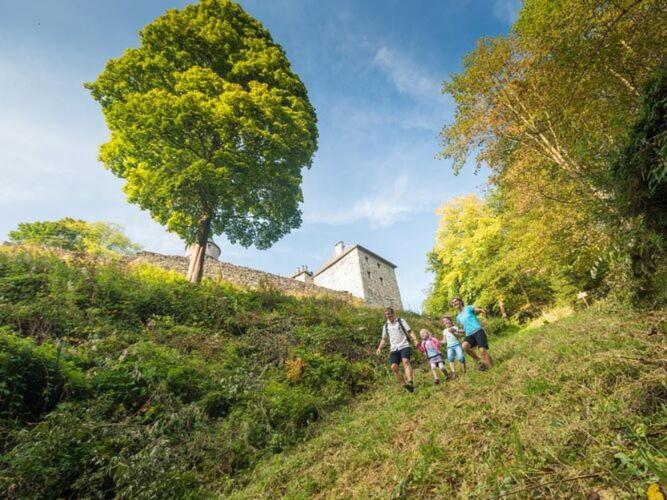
xmin=0 ymin=246 xmax=664 ymax=498
xmin=231 ymin=307 xmax=666 ymax=499
xmin=0 ymin=246 xmax=437 ymax=498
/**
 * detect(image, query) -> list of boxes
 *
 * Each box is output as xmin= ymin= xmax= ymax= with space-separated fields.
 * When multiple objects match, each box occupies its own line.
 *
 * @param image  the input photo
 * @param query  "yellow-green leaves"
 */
xmin=8 ymin=219 xmax=140 ymax=256
xmin=87 ymin=0 xmax=317 ymax=250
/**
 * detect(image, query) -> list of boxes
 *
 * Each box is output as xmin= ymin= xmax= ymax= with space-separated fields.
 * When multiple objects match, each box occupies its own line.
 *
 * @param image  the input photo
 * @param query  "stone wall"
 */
xmin=130 ymin=252 xmax=354 ymax=301
xmin=357 ymin=249 xmax=403 ymax=310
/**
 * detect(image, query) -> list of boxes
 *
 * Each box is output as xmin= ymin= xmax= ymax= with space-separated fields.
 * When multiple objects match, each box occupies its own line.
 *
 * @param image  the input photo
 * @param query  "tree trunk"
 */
xmin=498 ymin=297 xmax=508 ymax=319
xmin=186 ymin=215 xmax=211 ymax=283
xmin=517 ymin=279 xmax=533 ymax=308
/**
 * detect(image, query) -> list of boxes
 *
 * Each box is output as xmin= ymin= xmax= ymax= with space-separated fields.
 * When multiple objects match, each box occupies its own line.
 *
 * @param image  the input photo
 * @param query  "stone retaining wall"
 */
xmin=130 ymin=252 xmax=354 ymax=301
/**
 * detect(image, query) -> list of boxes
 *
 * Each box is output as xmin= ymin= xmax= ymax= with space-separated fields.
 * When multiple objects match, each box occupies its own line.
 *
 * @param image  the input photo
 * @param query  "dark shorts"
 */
xmin=463 ymin=329 xmax=489 ymax=350
xmin=389 ymin=347 xmax=411 ymax=365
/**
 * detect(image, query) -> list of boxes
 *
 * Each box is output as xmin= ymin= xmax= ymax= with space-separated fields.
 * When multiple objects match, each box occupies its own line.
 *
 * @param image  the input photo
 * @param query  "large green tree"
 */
xmin=8 ymin=218 xmax=140 ymax=255
xmin=438 ymin=0 xmax=666 ymax=302
xmin=86 ymin=0 xmax=318 ymax=282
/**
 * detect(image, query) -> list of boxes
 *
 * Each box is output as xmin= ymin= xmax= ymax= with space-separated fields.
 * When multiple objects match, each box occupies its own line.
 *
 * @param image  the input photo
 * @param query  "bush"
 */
xmin=260 ymin=381 xmax=319 ymax=435
xmin=0 ymin=330 xmax=85 ymax=422
xmin=0 ymin=246 xmax=426 ymax=495
xmin=482 ymin=317 xmax=516 ymax=337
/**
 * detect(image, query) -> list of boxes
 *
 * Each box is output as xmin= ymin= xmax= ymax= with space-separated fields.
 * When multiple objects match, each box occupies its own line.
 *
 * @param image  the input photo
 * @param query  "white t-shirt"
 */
xmin=382 ymin=318 xmax=411 ymax=351
xmin=443 ymin=327 xmax=462 ymax=347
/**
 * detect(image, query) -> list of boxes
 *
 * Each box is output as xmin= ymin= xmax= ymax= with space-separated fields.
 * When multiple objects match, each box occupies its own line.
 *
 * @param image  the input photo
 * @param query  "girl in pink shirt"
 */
xmin=418 ymin=329 xmax=448 ymax=384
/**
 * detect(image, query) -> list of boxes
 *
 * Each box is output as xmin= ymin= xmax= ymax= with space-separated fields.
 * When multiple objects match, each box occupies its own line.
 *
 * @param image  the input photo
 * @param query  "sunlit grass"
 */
xmin=230 ymin=305 xmax=666 ymax=498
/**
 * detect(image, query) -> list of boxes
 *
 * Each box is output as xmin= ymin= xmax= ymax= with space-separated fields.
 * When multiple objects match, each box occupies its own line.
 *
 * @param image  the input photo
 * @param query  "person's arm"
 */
xmin=376 ymin=335 xmax=386 ymax=356
xmin=408 ymin=329 xmax=419 ymax=348
xmin=473 ymin=307 xmax=486 ymax=316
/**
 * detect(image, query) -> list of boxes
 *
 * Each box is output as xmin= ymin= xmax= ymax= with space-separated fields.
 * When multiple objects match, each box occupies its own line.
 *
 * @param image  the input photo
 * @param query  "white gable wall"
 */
xmin=313 ymin=248 xmax=365 ymax=299
xmin=313 ymin=247 xmax=403 ymax=310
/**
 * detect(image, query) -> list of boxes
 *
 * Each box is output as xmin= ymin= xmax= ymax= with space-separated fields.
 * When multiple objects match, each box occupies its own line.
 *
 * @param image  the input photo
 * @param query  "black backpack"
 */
xmin=384 ymin=318 xmax=409 ymax=342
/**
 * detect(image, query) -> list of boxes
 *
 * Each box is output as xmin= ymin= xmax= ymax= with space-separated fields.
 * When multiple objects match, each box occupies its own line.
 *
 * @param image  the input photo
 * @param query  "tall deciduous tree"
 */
xmin=8 ymin=218 xmax=140 ymax=255
xmin=437 ymin=0 xmax=666 ymax=303
xmin=86 ymin=0 xmax=318 ymax=282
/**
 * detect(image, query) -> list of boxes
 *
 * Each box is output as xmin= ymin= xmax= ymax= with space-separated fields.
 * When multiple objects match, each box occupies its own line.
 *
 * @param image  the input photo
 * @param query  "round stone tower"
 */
xmin=185 ymin=240 xmax=221 ymax=261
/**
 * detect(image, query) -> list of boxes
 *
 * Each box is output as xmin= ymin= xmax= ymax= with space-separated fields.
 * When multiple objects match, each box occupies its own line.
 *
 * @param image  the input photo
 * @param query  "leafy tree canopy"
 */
xmin=86 ymin=0 xmax=318 ymax=280
xmin=8 ymin=218 xmax=140 ymax=255
xmin=433 ymin=0 xmax=666 ymax=308
xmin=612 ymin=67 xmax=667 ymax=236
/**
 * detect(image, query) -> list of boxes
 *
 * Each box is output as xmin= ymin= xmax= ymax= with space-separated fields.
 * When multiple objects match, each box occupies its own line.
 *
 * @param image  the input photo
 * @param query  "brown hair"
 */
xmin=384 ymin=307 xmax=395 ymax=315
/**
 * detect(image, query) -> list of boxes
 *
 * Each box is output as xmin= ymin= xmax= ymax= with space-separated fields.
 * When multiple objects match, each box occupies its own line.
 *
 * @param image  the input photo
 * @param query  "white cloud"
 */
xmin=492 ymin=0 xmax=521 ymax=24
xmin=304 ymin=174 xmax=442 ymax=228
xmin=373 ymin=46 xmax=442 ymax=103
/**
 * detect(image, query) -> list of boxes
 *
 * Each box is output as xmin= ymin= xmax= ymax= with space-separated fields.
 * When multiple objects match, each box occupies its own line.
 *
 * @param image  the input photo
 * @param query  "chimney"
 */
xmin=334 ymin=241 xmax=345 ymax=256
xmin=292 ymin=265 xmax=312 ymax=283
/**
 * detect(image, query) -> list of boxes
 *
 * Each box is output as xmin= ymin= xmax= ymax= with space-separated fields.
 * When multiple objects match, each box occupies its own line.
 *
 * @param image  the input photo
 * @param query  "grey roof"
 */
xmin=291 ymin=269 xmax=313 ymax=279
xmin=313 ymin=244 xmax=397 ymax=277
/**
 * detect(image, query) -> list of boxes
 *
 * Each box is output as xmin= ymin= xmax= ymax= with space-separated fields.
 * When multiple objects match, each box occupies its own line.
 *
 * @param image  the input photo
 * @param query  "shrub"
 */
xmin=482 ymin=317 xmax=515 ymax=337
xmin=0 ymin=246 xmax=402 ymax=495
xmin=0 ymin=330 xmax=85 ymax=422
xmin=261 ymin=381 xmax=319 ymax=433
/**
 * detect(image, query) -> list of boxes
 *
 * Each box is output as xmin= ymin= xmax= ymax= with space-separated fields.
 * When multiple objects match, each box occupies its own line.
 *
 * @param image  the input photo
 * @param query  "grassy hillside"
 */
xmin=232 ymin=307 xmax=666 ymax=498
xmin=1 ymin=247 xmax=664 ymax=498
xmin=0 ymin=247 xmax=437 ymax=498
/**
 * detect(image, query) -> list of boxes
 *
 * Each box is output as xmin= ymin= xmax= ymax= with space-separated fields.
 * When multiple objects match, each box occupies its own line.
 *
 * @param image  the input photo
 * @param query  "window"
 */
xmin=377 ymin=262 xmax=380 ymax=269
xmin=365 ymin=256 xmax=368 ymax=263
xmin=367 ymin=271 xmax=371 ymax=278
xmin=380 ymin=277 xmax=384 ymax=285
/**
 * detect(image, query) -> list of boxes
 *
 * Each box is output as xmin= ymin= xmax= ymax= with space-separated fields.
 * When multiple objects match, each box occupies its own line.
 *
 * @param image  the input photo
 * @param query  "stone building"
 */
xmin=295 ymin=241 xmax=403 ymax=310
xmin=291 ymin=265 xmax=313 ymax=284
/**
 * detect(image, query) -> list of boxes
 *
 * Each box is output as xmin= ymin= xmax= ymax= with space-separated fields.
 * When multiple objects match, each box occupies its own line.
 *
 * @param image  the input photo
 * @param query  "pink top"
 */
xmin=418 ymin=336 xmax=441 ymax=358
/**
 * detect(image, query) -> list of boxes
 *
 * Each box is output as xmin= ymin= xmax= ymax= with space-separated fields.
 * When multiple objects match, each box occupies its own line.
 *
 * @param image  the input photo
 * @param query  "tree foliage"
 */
xmin=86 ymin=0 xmax=318 ymax=281
xmin=430 ymin=0 xmax=667 ymax=313
xmin=8 ymin=218 xmax=140 ymax=255
xmin=611 ymin=67 xmax=667 ymax=236
xmin=424 ymin=195 xmax=602 ymax=317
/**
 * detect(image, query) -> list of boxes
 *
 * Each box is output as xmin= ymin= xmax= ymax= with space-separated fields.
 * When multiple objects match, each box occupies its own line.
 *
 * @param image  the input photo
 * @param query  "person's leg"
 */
xmin=447 ymin=348 xmax=457 ymax=376
xmin=438 ymin=361 xmax=450 ymax=381
xmin=475 ymin=330 xmax=493 ymax=368
xmin=390 ymin=363 xmax=404 ymax=385
xmin=479 ymin=347 xmax=494 ymax=368
xmin=402 ymin=357 xmax=414 ymax=384
xmin=430 ymin=364 xmax=440 ymax=382
xmin=462 ymin=341 xmax=480 ymax=362
xmin=456 ymin=345 xmax=467 ymax=373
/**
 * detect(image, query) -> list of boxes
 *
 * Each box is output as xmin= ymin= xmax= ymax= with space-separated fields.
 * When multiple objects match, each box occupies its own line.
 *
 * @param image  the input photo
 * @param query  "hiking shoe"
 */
xmin=404 ymin=382 xmax=415 ymax=393
xmin=450 ymin=372 xmax=457 ymax=380
xmin=434 ymin=379 xmax=440 ymax=385
xmin=477 ymin=362 xmax=488 ymax=371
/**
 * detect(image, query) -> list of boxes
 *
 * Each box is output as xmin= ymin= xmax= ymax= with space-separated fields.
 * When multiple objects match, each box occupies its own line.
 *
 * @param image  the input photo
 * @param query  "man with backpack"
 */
xmin=376 ymin=307 xmax=420 ymax=392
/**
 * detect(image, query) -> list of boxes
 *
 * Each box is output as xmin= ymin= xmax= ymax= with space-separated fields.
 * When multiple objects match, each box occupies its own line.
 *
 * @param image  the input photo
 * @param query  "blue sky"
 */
xmin=0 ymin=0 xmax=519 ymax=310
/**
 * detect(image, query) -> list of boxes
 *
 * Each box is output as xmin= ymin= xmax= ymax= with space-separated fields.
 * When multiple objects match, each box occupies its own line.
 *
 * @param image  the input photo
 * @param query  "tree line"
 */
xmin=426 ymin=0 xmax=666 ymax=317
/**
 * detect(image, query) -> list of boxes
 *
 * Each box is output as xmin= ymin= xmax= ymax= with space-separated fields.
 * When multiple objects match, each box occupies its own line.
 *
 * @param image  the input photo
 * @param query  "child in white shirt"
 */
xmin=442 ymin=316 xmax=466 ymax=378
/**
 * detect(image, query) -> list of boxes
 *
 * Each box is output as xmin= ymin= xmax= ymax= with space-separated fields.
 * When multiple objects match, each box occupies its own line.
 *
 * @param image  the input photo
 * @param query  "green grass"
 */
xmin=229 ymin=306 xmax=666 ymax=498
xmin=0 ymin=246 xmax=439 ymax=498
xmin=1 ymin=247 xmax=664 ymax=498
